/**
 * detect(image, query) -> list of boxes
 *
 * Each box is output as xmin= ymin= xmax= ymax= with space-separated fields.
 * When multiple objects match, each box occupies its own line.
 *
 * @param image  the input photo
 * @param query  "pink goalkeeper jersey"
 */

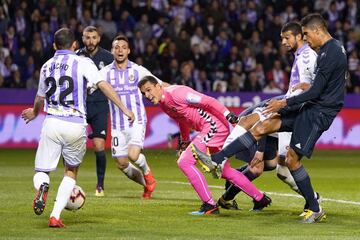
xmin=159 ymin=85 xmax=231 ymax=146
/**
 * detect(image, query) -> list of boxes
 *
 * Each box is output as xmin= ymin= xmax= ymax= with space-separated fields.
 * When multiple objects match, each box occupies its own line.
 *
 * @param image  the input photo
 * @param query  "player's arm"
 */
xmin=138 ymin=65 xmax=170 ymax=86
xmin=22 ymin=65 xmax=47 ymax=123
xmin=264 ymin=52 xmax=336 ymax=114
xmin=178 ymin=120 xmax=191 ymax=154
xmin=250 ymin=136 xmax=266 ymax=168
xmin=97 ymin=81 xmax=135 ymax=122
xmin=21 ymin=95 xmax=45 ymax=124
xmin=88 ymin=62 xmax=135 ymax=122
xmin=184 ymin=90 xmax=238 ymax=124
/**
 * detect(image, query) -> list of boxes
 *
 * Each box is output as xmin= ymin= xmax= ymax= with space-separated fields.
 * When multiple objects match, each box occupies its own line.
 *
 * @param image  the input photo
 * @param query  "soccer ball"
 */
xmin=65 ymin=185 xmax=86 ymax=211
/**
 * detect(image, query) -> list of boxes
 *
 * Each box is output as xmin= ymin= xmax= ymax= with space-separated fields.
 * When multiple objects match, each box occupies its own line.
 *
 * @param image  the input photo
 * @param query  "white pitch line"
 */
xmin=161 ymin=180 xmax=360 ymax=206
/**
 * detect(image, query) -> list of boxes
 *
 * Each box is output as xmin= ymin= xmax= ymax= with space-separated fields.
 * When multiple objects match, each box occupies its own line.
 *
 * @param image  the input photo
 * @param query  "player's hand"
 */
xmin=177 ymin=140 xmax=190 ymax=156
xmin=226 ymin=112 xmax=239 ymax=124
xmin=250 ymin=151 xmax=264 ymax=168
xmin=21 ymin=108 xmax=36 ymax=124
xmin=124 ymin=109 xmax=135 ymax=123
xmin=292 ymin=82 xmax=310 ymax=92
xmin=263 ymin=99 xmax=287 ymax=115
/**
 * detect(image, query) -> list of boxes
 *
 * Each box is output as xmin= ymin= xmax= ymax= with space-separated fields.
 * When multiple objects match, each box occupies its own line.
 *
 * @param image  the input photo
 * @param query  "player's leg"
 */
xmin=221 ymin=160 xmax=271 ymax=211
xmin=177 ymin=139 xmax=218 ymax=215
xmin=128 ymin=123 xmax=156 ymax=199
xmin=222 ymin=112 xmax=260 ymax=148
xmin=276 ymin=132 xmax=302 ymax=194
xmin=33 ymin=118 xmax=63 ymax=216
xmin=49 ymin=120 xmax=86 ymax=228
xmin=88 ymin=104 xmax=109 ymax=197
xmin=284 ymin=108 xmax=327 ymax=223
xmin=49 ymin=166 xmax=78 ymax=228
xmin=111 ymin=129 xmax=145 ymax=185
xmin=192 ymin=116 xmax=282 ymax=176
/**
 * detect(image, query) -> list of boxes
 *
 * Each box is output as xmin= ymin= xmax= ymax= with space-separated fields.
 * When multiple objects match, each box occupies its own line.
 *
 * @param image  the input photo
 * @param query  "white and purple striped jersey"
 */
xmin=285 ymin=43 xmax=317 ymax=98
xmin=99 ymin=60 xmax=161 ymax=131
xmin=37 ymin=50 xmax=102 ymax=123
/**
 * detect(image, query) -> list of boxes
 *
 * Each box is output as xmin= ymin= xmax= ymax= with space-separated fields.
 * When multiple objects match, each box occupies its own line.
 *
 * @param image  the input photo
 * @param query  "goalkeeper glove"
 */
xmin=225 ymin=112 xmax=239 ymax=124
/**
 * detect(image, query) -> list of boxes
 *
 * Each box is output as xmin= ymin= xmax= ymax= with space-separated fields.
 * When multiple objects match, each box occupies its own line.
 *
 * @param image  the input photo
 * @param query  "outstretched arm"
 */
xmin=97 ymin=80 xmax=135 ymax=122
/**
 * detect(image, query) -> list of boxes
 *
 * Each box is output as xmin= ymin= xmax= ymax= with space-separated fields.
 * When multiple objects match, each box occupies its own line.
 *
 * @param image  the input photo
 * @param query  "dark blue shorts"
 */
xmin=86 ymin=101 xmax=109 ymax=140
xmin=235 ymin=136 xmax=278 ymax=162
xmin=279 ymin=105 xmax=334 ymax=158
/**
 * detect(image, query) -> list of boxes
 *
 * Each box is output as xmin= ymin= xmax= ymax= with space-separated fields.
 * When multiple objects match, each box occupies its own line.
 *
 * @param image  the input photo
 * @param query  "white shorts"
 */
xmin=253 ymin=107 xmax=277 ymax=122
xmin=278 ymin=132 xmax=292 ymax=157
xmin=111 ymin=123 xmax=146 ymax=157
xmin=35 ymin=118 xmax=87 ymax=172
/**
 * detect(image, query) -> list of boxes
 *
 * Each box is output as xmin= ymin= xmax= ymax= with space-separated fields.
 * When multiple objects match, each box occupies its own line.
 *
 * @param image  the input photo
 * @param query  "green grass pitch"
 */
xmin=0 ymin=149 xmax=359 ymax=239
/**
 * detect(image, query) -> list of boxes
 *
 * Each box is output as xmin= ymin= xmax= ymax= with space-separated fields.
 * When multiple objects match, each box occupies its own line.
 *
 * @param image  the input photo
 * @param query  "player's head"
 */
xmin=280 ymin=22 xmax=303 ymax=52
xmin=111 ymin=34 xmax=130 ymax=65
xmin=82 ymin=26 xmax=100 ymax=53
xmin=138 ymin=76 xmax=162 ymax=105
xmin=301 ymin=13 xmax=329 ymax=49
xmin=54 ymin=28 xmax=76 ymax=50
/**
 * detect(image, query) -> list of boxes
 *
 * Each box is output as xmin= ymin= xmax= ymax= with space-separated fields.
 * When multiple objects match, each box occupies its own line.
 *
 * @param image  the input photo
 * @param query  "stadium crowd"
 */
xmin=0 ymin=0 xmax=359 ymax=93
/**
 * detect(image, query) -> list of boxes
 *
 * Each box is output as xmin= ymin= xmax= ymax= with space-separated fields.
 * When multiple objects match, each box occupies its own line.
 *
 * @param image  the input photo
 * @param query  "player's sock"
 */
xmin=223 ymin=166 xmax=258 ymax=201
xmin=212 ymin=132 xmax=257 ymax=164
xmin=276 ymin=163 xmax=301 ymax=194
xmin=178 ymin=157 xmax=216 ymax=206
xmin=290 ymin=166 xmax=319 ymax=212
xmin=223 ymin=125 xmax=247 ymax=148
xmin=33 ymin=172 xmax=50 ymax=190
xmin=95 ymin=150 xmax=106 ymax=188
xmin=221 ymin=160 xmax=263 ymax=201
xmin=122 ymin=163 xmax=146 ymax=186
xmin=134 ymin=153 xmax=150 ymax=175
xmin=50 ymin=176 xmax=75 ymax=219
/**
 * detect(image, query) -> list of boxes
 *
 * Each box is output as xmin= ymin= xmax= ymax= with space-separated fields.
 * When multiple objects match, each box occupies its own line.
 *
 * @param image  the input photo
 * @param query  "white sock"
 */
xmin=122 ymin=163 xmax=145 ymax=186
xmin=33 ymin=172 xmax=50 ymax=190
xmin=223 ymin=125 xmax=247 ymax=148
xmin=134 ymin=154 xmax=150 ymax=175
xmin=50 ymin=176 xmax=76 ymax=220
xmin=276 ymin=164 xmax=301 ymax=194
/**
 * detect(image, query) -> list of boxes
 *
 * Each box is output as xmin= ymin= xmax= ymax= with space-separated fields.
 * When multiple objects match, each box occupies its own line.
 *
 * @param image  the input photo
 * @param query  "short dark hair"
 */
xmin=54 ymin=28 xmax=75 ymax=50
xmin=83 ymin=26 xmax=99 ymax=34
xmin=112 ymin=34 xmax=129 ymax=45
xmin=138 ymin=75 xmax=158 ymax=89
xmin=281 ymin=22 xmax=303 ymax=38
xmin=301 ymin=13 xmax=328 ymax=31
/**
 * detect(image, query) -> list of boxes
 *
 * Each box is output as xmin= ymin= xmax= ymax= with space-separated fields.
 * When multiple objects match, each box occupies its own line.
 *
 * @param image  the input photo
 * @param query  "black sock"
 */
xmin=223 ymin=166 xmax=258 ymax=201
xmin=212 ymin=132 xmax=257 ymax=164
xmin=95 ymin=151 xmax=106 ymax=188
xmin=291 ymin=166 xmax=319 ymax=212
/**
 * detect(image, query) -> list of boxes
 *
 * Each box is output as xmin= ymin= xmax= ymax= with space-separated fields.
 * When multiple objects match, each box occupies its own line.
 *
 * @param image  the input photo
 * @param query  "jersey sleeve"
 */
xmin=82 ymin=58 xmax=103 ymax=86
xmin=36 ymin=65 xmax=47 ymax=97
xmin=287 ymin=50 xmax=336 ymax=106
xmin=137 ymin=65 xmax=163 ymax=84
xmin=178 ymin=87 xmax=229 ymax=121
xmin=298 ymin=52 xmax=317 ymax=85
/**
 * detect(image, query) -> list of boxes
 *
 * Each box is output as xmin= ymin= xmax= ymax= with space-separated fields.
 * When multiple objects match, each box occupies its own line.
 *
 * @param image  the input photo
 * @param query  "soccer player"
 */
xmin=77 ymin=26 xmax=113 ymax=197
xmin=21 ymin=28 xmax=134 ymax=228
xmin=192 ymin=14 xmax=348 ymax=223
xmin=99 ymin=35 xmax=159 ymax=199
xmin=218 ymin=22 xmax=321 ymax=210
xmin=138 ymin=76 xmax=271 ymax=215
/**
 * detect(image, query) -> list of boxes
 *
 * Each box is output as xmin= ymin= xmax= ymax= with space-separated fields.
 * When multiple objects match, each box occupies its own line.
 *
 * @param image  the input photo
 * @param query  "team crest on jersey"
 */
xmin=171 ymin=107 xmax=177 ymax=112
xmin=112 ymin=148 xmax=116 ymax=155
xmin=129 ymin=74 xmax=135 ymax=82
xmin=99 ymin=61 xmax=105 ymax=69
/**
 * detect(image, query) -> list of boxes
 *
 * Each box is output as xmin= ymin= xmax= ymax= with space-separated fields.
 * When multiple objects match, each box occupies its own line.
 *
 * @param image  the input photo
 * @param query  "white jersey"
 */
xmin=100 ymin=61 xmax=161 ymax=131
xmin=285 ymin=43 xmax=317 ymax=98
xmin=37 ymin=50 xmax=102 ymax=123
